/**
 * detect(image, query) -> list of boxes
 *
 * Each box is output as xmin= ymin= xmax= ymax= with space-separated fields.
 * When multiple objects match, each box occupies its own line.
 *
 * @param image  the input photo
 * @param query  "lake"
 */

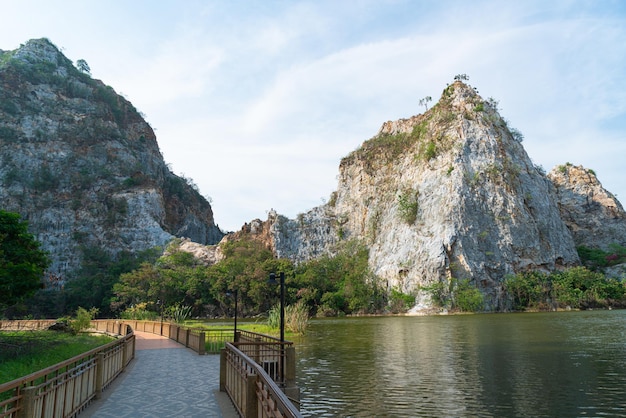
xmin=293 ymin=310 xmax=626 ymax=417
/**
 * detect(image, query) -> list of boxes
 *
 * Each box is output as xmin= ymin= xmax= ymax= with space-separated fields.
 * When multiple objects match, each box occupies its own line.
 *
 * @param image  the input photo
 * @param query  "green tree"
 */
xmin=0 ymin=211 xmax=50 ymax=309
xmin=75 ymin=59 xmax=91 ymax=75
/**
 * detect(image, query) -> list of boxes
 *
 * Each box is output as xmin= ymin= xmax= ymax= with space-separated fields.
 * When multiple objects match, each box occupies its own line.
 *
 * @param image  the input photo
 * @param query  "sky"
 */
xmin=2 ymin=0 xmax=625 ymax=232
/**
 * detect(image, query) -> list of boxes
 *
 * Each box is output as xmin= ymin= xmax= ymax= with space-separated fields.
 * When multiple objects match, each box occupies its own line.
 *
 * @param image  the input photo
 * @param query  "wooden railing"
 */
xmin=220 ymin=331 xmax=301 ymax=418
xmin=0 ymin=320 xmax=57 ymax=331
xmin=0 ymin=320 xmax=134 ymax=418
xmin=114 ymin=320 xmax=216 ymax=354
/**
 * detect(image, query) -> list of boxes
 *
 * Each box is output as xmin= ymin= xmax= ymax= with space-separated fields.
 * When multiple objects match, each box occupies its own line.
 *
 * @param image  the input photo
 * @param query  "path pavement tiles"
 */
xmin=83 ymin=332 xmax=237 ymax=418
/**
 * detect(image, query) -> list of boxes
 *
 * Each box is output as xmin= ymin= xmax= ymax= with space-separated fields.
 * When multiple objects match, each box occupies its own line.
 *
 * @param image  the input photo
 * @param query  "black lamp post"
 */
xmin=226 ymin=289 xmax=238 ymax=338
xmin=157 ymin=299 xmax=164 ymax=335
xmin=268 ymin=272 xmax=285 ymax=343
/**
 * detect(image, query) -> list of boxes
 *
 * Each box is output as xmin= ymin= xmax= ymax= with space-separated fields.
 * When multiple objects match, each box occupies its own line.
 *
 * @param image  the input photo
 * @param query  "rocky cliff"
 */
xmin=548 ymin=164 xmax=626 ymax=250
xmin=254 ymin=81 xmax=624 ymax=310
xmin=0 ymin=39 xmax=224 ymax=279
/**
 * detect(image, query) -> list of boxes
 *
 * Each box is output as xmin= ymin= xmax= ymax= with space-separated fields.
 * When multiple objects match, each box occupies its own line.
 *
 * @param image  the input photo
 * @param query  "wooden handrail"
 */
xmin=0 ymin=320 xmax=135 ymax=418
xmin=222 ymin=342 xmax=301 ymax=418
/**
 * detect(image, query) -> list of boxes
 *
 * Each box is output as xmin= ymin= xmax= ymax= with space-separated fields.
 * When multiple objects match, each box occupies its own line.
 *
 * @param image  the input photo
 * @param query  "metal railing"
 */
xmin=221 ymin=342 xmax=302 ymax=418
xmin=0 ymin=321 xmax=134 ymax=418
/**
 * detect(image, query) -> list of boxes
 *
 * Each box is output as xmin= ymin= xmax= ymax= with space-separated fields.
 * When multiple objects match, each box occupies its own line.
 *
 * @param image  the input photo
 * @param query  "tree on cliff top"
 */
xmin=0 ymin=210 xmax=50 ymax=309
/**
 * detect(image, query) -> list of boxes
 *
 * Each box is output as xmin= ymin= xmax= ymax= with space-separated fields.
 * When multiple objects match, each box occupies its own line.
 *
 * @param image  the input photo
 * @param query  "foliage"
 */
xmin=397 ymin=188 xmax=419 ymax=224
xmin=509 ymin=127 xmax=524 ymax=142
xmin=69 ymin=307 xmax=99 ymax=334
xmin=422 ymin=278 xmax=484 ymax=312
xmin=0 ymin=210 xmax=50 ymax=311
xmin=119 ymin=302 xmax=158 ymax=320
xmin=61 ymin=246 xmax=160 ymax=318
xmin=419 ymin=96 xmax=432 ymax=111
xmin=168 ymin=304 xmax=193 ymax=323
xmin=285 ymin=301 xmax=309 ymax=334
xmin=453 ymin=279 xmax=484 ymax=312
xmin=577 ymin=244 xmax=626 ymax=270
xmin=75 ymin=59 xmax=90 ymax=74
xmin=111 ymin=237 xmax=384 ymax=320
xmin=505 ymin=267 xmax=626 ymax=310
xmin=454 ymin=74 xmax=470 ymax=81
xmin=267 ymin=301 xmax=311 ymax=335
xmin=342 ymin=118 xmax=430 ymax=172
xmin=291 ymin=240 xmax=386 ymax=316
xmin=389 ymin=288 xmax=415 ymax=313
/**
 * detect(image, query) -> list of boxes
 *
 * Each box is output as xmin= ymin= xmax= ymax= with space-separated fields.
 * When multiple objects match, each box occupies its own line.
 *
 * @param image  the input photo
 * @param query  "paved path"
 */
xmin=83 ymin=331 xmax=238 ymax=418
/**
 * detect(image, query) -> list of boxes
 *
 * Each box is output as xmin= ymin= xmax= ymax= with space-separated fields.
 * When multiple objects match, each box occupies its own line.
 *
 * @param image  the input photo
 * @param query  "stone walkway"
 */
xmin=82 ymin=331 xmax=238 ymax=418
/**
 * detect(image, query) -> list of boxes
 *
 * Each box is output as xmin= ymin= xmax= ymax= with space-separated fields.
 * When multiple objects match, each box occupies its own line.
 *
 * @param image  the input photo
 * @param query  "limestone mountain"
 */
xmin=247 ymin=81 xmax=602 ymax=311
xmin=0 ymin=39 xmax=224 ymax=280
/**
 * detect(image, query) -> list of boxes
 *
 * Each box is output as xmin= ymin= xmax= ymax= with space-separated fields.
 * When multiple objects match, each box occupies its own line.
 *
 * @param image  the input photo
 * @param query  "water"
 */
xmin=294 ymin=310 xmax=626 ymax=417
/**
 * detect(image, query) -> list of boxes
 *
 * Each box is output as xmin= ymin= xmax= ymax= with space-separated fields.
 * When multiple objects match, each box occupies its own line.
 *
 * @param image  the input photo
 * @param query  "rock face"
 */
xmin=0 ymin=39 xmax=224 ymax=279
xmin=548 ymin=164 xmax=626 ymax=250
xmin=265 ymin=81 xmax=584 ymax=310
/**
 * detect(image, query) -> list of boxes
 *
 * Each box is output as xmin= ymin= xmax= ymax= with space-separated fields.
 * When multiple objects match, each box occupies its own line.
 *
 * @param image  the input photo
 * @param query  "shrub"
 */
xmin=423 ymin=141 xmax=437 ymax=160
xmin=120 ymin=303 xmax=158 ymax=320
xmin=285 ymin=301 xmax=309 ymax=335
xmin=168 ymin=304 xmax=193 ymax=323
xmin=69 ymin=307 xmax=99 ymax=334
xmin=453 ymin=280 xmax=484 ymax=312
xmin=389 ymin=288 xmax=415 ymax=313
xmin=397 ymin=188 xmax=419 ymax=224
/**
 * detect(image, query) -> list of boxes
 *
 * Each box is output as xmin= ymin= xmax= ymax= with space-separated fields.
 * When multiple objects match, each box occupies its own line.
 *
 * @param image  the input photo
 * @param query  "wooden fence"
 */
xmin=0 ymin=320 xmax=134 ymax=418
xmin=221 ymin=342 xmax=302 ymax=418
xmin=113 ymin=320 xmax=211 ymax=354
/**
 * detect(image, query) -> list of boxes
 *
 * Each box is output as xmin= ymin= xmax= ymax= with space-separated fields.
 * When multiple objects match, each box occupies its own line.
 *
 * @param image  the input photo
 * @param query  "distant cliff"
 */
xmin=235 ymin=80 xmax=625 ymax=311
xmin=0 ymin=39 xmax=224 ymax=279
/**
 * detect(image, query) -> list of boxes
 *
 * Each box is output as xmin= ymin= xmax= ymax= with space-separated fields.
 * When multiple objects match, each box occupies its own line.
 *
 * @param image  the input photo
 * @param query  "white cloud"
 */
xmin=1 ymin=0 xmax=625 ymax=230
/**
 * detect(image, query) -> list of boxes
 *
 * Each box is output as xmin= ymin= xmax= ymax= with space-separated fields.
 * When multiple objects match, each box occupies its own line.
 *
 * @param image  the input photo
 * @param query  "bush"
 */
xmin=453 ymin=280 xmax=484 ymax=312
xmin=168 ymin=304 xmax=193 ymax=323
xmin=397 ymin=189 xmax=419 ymax=225
xmin=285 ymin=301 xmax=309 ymax=335
xmin=389 ymin=288 xmax=414 ymax=313
xmin=505 ymin=267 xmax=626 ymax=310
xmin=69 ymin=307 xmax=99 ymax=334
xmin=120 ymin=303 xmax=158 ymax=320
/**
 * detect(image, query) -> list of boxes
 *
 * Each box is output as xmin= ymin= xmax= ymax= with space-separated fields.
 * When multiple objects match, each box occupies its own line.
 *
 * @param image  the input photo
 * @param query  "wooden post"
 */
xmin=254 ymin=337 xmax=261 ymax=363
xmin=219 ymin=348 xmax=226 ymax=392
xmin=95 ymin=353 xmax=104 ymax=399
xmin=185 ymin=328 xmax=190 ymax=347
xmin=245 ymin=375 xmax=257 ymax=418
xmin=198 ymin=332 xmax=206 ymax=355
xmin=17 ymin=386 xmax=37 ymax=418
xmin=284 ymin=346 xmax=300 ymax=406
xmin=122 ymin=339 xmax=128 ymax=371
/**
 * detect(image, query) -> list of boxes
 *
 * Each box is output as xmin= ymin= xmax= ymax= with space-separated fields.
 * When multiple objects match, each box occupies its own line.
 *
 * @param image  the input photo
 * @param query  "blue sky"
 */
xmin=2 ymin=0 xmax=625 ymax=232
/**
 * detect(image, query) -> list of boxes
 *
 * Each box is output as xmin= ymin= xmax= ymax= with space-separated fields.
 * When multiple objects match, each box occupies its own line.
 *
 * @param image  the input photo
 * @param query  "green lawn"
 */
xmin=184 ymin=320 xmax=297 ymax=339
xmin=0 ymin=331 xmax=114 ymax=384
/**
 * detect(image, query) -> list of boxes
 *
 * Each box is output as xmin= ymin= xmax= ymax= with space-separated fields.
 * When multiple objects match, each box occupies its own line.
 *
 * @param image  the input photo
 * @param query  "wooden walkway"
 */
xmin=82 ymin=331 xmax=237 ymax=417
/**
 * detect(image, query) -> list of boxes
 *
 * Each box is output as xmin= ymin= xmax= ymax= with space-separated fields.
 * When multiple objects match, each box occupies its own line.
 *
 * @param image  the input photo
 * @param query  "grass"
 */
xmin=184 ymin=320 xmax=298 ymax=339
xmin=0 ymin=331 xmax=113 ymax=384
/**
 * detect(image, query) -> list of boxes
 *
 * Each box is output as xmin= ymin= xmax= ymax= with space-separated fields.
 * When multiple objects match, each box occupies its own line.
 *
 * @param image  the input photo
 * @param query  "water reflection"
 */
xmin=295 ymin=311 xmax=626 ymax=417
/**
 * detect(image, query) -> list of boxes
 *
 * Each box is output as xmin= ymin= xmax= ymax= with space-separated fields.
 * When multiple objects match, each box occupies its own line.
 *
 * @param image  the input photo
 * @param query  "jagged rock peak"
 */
xmin=0 ymin=38 xmax=224 ymax=279
xmin=377 ymin=81 xmax=488 ymax=137
xmin=12 ymin=38 xmax=64 ymax=65
xmin=548 ymin=163 xmax=626 ymax=250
